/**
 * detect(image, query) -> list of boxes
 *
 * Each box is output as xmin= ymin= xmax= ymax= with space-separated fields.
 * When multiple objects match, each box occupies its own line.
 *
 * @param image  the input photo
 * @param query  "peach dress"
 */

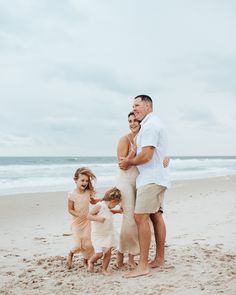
xmin=68 ymin=190 xmax=94 ymax=259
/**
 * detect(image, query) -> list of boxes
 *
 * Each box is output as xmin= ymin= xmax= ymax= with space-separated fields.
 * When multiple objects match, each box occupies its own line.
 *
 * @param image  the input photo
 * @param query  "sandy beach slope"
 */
xmin=0 ymin=176 xmax=236 ymax=294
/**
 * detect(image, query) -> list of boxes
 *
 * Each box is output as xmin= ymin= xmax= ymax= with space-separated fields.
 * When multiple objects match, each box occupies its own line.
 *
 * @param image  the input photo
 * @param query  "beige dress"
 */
xmin=68 ymin=190 xmax=94 ymax=259
xmin=116 ymin=136 xmax=140 ymax=255
xmin=91 ymin=201 xmax=118 ymax=253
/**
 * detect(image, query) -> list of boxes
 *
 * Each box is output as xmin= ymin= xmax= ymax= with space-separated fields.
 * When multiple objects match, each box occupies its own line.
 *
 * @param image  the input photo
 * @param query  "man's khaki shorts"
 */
xmin=135 ymin=183 xmax=166 ymax=214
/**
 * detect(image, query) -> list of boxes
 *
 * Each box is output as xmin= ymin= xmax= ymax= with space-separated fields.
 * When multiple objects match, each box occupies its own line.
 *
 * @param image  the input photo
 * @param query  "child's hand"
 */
xmin=110 ymin=206 xmax=123 ymax=214
xmin=90 ymin=198 xmax=101 ymax=205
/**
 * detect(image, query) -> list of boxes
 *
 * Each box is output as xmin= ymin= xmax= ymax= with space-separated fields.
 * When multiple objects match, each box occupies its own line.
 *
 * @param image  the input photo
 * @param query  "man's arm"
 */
xmin=119 ymin=146 xmax=154 ymax=170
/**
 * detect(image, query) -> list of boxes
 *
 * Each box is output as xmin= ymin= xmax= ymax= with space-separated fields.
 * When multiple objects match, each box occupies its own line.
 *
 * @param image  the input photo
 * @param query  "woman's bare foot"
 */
xmin=67 ymin=251 xmax=73 ymax=269
xmin=102 ymin=269 xmax=112 ymax=276
xmin=87 ymin=260 xmax=94 ymax=272
xmin=149 ymin=258 xmax=164 ymax=268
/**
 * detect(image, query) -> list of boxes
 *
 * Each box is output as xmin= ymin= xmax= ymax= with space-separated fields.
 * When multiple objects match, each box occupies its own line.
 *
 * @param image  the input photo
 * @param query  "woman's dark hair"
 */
xmin=128 ymin=111 xmax=135 ymax=118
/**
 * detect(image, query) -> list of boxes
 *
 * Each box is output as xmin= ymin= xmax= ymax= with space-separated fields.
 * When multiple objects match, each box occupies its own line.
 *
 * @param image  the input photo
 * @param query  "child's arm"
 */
xmin=110 ymin=209 xmax=123 ymax=214
xmin=68 ymin=200 xmax=79 ymax=217
xmin=110 ymin=206 xmax=123 ymax=214
xmin=90 ymin=197 xmax=102 ymax=205
xmin=87 ymin=205 xmax=105 ymax=223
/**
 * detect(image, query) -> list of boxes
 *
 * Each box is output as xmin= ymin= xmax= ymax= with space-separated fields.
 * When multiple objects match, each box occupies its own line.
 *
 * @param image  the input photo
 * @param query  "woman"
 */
xmin=116 ymin=111 xmax=141 ymax=268
xmin=116 ymin=112 xmax=170 ymax=268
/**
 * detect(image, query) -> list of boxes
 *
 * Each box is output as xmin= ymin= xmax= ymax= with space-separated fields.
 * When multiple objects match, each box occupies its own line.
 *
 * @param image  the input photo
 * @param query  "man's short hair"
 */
xmin=134 ymin=94 xmax=153 ymax=106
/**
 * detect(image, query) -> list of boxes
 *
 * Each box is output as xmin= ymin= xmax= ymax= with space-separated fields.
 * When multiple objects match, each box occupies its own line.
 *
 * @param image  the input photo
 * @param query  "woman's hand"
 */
xmin=119 ymin=157 xmax=131 ymax=170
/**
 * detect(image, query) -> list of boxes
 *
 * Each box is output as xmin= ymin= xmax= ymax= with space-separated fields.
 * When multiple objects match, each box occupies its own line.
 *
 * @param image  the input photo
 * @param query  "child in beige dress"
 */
xmin=67 ymin=167 xmax=99 ymax=269
xmin=87 ymin=187 xmax=122 ymax=276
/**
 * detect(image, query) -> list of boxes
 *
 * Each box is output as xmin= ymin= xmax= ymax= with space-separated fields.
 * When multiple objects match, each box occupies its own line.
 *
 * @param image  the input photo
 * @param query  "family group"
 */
xmin=67 ymin=95 xmax=170 ymax=278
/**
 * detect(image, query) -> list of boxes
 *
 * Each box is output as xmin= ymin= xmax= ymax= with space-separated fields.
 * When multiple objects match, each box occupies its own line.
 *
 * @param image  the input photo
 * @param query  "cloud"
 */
xmin=0 ymin=0 xmax=235 ymax=156
xmin=179 ymin=108 xmax=219 ymax=126
xmin=44 ymin=64 xmax=137 ymax=96
xmin=0 ymin=133 xmax=37 ymax=146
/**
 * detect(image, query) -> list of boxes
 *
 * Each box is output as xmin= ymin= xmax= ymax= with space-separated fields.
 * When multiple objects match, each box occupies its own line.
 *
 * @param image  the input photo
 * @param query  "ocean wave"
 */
xmin=0 ymin=157 xmax=236 ymax=195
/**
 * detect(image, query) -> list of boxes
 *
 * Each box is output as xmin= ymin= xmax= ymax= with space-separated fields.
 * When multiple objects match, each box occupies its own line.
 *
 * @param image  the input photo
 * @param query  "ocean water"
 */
xmin=0 ymin=156 xmax=236 ymax=195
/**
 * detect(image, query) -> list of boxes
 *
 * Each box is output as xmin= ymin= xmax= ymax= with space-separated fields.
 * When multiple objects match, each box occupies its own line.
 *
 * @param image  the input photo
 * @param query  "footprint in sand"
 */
xmin=4 ymin=254 xmax=20 ymax=257
xmin=34 ymin=237 xmax=47 ymax=243
xmin=5 ymin=271 xmax=15 ymax=276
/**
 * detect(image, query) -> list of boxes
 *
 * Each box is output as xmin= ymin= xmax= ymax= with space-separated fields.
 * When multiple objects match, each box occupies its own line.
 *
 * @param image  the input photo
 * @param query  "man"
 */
xmin=119 ymin=94 xmax=170 ymax=278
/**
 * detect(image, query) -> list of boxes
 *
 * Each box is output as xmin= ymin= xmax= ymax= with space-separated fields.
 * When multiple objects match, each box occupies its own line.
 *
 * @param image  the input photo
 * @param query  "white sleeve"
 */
xmin=140 ymin=126 xmax=159 ymax=148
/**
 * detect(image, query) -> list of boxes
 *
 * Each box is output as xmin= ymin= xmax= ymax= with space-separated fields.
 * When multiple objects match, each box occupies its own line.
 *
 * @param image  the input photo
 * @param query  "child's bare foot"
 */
xmin=83 ymin=258 xmax=88 ymax=266
xmin=128 ymin=261 xmax=137 ymax=269
xmin=116 ymin=251 xmax=124 ymax=268
xmin=87 ymin=260 xmax=94 ymax=272
xmin=67 ymin=251 xmax=73 ymax=269
xmin=149 ymin=258 xmax=164 ymax=268
xmin=102 ymin=269 xmax=112 ymax=276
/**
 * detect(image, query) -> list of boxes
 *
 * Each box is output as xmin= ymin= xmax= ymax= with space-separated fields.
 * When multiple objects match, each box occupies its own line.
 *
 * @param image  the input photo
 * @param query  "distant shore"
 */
xmin=1 ymin=176 xmax=236 ymax=294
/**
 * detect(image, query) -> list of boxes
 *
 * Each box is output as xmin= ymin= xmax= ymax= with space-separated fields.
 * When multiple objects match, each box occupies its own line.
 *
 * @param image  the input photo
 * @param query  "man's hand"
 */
xmin=119 ymin=157 xmax=131 ymax=170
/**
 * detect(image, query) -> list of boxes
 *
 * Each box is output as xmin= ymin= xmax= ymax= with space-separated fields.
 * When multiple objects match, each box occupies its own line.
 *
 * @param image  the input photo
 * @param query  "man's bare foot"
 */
xmin=87 ymin=260 xmax=94 ymax=272
xmin=124 ymin=266 xmax=150 ymax=278
xmin=102 ymin=269 xmax=112 ymax=276
xmin=149 ymin=259 xmax=164 ymax=268
xmin=67 ymin=251 xmax=73 ymax=269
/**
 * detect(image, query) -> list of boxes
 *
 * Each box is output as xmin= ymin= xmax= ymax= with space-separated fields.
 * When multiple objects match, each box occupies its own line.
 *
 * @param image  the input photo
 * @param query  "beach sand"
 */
xmin=0 ymin=176 xmax=236 ymax=294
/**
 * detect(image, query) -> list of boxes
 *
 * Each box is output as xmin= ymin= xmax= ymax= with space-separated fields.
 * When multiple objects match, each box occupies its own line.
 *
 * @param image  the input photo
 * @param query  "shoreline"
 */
xmin=0 ymin=173 xmax=235 ymax=198
xmin=1 ymin=175 xmax=236 ymax=294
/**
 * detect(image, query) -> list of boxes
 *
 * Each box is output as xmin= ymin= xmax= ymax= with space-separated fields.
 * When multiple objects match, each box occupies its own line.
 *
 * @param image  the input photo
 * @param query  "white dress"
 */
xmin=91 ymin=201 xmax=117 ymax=253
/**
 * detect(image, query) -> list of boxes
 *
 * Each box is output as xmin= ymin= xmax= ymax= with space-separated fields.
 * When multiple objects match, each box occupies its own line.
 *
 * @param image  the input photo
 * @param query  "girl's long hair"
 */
xmin=73 ymin=167 xmax=96 ymax=197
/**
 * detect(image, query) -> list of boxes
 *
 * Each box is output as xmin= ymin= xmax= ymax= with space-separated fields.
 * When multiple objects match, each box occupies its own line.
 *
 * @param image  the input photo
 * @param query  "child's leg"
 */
xmin=102 ymin=248 xmax=112 ymax=276
xmin=67 ymin=250 xmax=74 ymax=269
xmin=128 ymin=254 xmax=137 ymax=268
xmin=116 ymin=251 xmax=124 ymax=268
xmin=83 ymin=258 xmax=88 ymax=266
xmin=88 ymin=252 xmax=103 ymax=272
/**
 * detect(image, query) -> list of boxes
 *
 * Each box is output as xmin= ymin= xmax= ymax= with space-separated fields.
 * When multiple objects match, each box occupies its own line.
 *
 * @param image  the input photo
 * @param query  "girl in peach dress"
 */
xmin=67 ymin=167 xmax=98 ymax=269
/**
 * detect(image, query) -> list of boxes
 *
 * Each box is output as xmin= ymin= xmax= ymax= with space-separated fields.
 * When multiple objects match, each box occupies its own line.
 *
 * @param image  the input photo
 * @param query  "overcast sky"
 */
xmin=0 ymin=0 xmax=235 ymax=156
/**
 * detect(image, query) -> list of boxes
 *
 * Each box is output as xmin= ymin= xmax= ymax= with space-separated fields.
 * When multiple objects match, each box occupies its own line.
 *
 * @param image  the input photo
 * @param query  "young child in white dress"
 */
xmin=87 ymin=187 xmax=122 ymax=276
